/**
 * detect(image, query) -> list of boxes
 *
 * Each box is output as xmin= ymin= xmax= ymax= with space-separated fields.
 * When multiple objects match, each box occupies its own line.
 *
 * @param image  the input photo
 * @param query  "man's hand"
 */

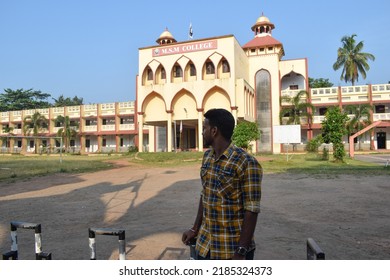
xmin=182 ymin=229 xmax=197 ymax=245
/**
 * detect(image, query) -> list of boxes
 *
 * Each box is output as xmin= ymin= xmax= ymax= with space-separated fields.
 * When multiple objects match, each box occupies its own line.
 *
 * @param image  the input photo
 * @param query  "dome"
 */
xmin=156 ymin=28 xmax=177 ymax=44
xmin=256 ymin=15 xmax=271 ymax=24
xmin=159 ymin=29 xmax=174 ymax=40
xmin=251 ymin=14 xmax=275 ymax=32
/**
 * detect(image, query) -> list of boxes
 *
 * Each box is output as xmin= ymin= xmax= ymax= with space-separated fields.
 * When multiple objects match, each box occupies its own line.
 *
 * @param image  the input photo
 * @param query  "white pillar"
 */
xmin=198 ymin=110 xmax=203 ymax=152
xmin=138 ymin=114 xmax=143 ymax=152
xmin=167 ymin=112 xmax=172 ymax=152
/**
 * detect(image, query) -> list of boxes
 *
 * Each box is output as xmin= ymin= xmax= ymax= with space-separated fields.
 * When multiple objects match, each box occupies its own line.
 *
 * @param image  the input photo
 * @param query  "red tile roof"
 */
xmin=242 ymin=36 xmax=283 ymax=49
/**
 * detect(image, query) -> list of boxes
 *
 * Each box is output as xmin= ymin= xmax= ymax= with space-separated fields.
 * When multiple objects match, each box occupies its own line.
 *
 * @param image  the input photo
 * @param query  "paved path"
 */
xmin=354 ymin=154 xmax=390 ymax=166
xmin=1 ymin=160 xmax=389 ymax=260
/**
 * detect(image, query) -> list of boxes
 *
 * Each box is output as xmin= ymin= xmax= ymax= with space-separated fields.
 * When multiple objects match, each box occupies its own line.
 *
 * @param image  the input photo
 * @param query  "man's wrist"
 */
xmin=235 ymin=246 xmax=248 ymax=256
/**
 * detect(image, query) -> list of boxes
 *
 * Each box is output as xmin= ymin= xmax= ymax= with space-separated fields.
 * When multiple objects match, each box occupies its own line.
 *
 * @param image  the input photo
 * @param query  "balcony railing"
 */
xmin=84 ymin=125 xmax=97 ymax=132
xmin=373 ymin=113 xmax=390 ymax=121
xmin=101 ymin=125 xmax=115 ymax=131
xmin=119 ymin=124 xmax=135 ymax=130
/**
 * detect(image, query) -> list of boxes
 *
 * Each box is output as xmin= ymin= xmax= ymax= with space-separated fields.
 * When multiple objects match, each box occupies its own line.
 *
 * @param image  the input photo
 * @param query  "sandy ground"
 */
xmin=0 ymin=159 xmax=389 ymax=260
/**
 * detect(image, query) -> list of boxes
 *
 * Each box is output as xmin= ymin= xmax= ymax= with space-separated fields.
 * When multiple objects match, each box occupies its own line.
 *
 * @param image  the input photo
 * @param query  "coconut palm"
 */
xmin=279 ymin=90 xmax=314 ymax=125
xmin=55 ymin=115 xmax=78 ymax=152
xmin=333 ymin=34 xmax=375 ymax=86
xmin=344 ymin=103 xmax=373 ymax=150
xmin=23 ymin=112 xmax=48 ymax=153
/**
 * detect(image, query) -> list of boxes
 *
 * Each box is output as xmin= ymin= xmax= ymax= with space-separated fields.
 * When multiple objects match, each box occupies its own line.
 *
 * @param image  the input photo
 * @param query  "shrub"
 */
xmin=306 ymin=135 xmax=323 ymax=152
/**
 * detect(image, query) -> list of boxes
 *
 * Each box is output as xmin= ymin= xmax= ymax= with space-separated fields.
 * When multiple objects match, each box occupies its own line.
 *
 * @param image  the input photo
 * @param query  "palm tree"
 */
xmin=279 ymin=90 xmax=314 ymax=125
xmin=23 ymin=112 xmax=48 ymax=153
xmin=333 ymin=34 xmax=375 ymax=86
xmin=344 ymin=103 xmax=373 ymax=150
xmin=55 ymin=115 xmax=78 ymax=152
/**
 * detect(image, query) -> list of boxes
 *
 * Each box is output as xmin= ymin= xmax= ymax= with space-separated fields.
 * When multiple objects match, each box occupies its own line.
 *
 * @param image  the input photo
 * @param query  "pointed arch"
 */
xmin=202 ymin=86 xmax=231 ymax=113
xmin=171 ymin=90 xmax=198 ymax=120
xmin=217 ymin=56 xmax=231 ymax=79
xmin=142 ymin=92 xmax=168 ymax=123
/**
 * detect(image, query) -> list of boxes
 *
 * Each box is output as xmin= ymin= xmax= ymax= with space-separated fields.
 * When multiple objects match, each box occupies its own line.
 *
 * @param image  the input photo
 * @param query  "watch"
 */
xmin=235 ymin=246 xmax=248 ymax=256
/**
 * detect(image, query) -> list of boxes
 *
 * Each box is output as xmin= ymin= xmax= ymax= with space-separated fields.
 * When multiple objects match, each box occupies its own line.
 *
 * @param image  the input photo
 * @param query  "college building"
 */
xmin=1 ymin=14 xmax=389 ymax=154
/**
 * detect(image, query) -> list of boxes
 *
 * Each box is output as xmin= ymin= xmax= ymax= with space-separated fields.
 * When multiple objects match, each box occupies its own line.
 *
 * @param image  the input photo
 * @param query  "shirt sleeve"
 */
xmin=241 ymin=157 xmax=262 ymax=213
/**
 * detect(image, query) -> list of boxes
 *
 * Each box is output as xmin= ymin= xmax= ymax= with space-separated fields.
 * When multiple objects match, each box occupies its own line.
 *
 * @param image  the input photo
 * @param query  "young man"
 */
xmin=182 ymin=108 xmax=263 ymax=260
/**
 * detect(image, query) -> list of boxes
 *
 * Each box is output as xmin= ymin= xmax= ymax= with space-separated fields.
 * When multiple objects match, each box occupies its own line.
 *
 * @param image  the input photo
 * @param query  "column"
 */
xmin=137 ymin=113 xmax=144 ymax=152
xmin=167 ymin=111 xmax=172 ymax=152
xmin=197 ymin=109 xmax=203 ymax=152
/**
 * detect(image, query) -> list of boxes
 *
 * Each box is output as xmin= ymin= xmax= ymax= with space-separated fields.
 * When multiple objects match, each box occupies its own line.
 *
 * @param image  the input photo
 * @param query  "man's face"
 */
xmin=202 ymin=118 xmax=214 ymax=147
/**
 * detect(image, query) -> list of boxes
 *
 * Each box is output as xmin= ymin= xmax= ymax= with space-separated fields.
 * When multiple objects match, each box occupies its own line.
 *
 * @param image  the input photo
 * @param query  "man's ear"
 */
xmin=211 ymin=126 xmax=218 ymax=137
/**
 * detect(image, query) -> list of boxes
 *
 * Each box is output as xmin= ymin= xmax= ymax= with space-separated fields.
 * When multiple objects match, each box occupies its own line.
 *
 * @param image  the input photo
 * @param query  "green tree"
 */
xmin=333 ymin=34 xmax=375 ymax=86
xmin=55 ymin=115 xmax=79 ymax=152
xmin=23 ymin=112 xmax=48 ymax=153
xmin=53 ymin=94 xmax=83 ymax=107
xmin=321 ymin=106 xmax=349 ymax=162
xmin=309 ymin=78 xmax=334 ymax=88
xmin=344 ymin=103 xmax=373 ymax=150
xmin=232 ymin=121 xmax=260 ymax=151
xmin=0 ymin=88 xmax=51 ymax=112
xmin=279 ymin=90 xmax=314 ymax=125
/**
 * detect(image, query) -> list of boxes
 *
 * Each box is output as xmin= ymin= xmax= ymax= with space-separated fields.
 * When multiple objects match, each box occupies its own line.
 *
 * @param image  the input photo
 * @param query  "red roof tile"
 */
xmin=242 ymin=36 xmax=283 ymax=49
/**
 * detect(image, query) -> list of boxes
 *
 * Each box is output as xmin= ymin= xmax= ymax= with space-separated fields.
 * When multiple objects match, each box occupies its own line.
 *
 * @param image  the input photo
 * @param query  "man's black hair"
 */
xmin=204 ymin=108 xmax=235 ymax=140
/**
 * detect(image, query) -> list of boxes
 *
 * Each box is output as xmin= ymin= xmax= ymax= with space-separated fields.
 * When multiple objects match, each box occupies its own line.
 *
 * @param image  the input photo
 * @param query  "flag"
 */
xmin=189 ymin=22 xmax=193 ymax=39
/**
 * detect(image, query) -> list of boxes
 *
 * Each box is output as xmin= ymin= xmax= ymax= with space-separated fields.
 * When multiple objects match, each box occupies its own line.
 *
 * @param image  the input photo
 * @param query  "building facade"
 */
xmin=1 ymin=14 xmax=389 ymax=154
xmin=0 ymin=102 xmax=140 ymax=154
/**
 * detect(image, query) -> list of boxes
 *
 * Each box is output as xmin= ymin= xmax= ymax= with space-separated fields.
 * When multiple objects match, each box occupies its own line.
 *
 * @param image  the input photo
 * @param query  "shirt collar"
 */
xmin=209 ymin=142 xmax=235 ymax=161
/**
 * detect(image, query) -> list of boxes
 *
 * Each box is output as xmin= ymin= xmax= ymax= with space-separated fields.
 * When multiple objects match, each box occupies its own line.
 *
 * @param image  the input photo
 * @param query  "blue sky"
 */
xmin=1 ymin=0 xmax=389 ymax=104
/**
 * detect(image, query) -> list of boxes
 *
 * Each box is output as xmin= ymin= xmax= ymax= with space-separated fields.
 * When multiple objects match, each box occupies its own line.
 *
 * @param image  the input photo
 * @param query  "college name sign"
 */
xmin=152 ymin=40 xmax=218 ymax=57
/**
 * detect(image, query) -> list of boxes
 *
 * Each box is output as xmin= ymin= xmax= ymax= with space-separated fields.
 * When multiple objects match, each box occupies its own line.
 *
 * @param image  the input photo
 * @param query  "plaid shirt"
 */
xmin=195 ymin=144 xmax=262 ymax=259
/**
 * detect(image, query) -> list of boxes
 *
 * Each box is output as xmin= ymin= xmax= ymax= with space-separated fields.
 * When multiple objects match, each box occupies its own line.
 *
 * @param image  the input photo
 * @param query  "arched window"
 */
xmin=190 ymin=63 xmax=196 ymax=76
xmin=161 ymin=68 xmax=166 ymax=79
xmin=173 ymin=64 xmax=183 ymax=77
xmin=206 ymin=61 xmax=215 ymax=74
xmin=222 ymin=59 xmax=230 ymax=73
xmin=256 ymin=70 xmax=271 ymax=152
xmin=147 ymin=68 xmax=153 ymax=80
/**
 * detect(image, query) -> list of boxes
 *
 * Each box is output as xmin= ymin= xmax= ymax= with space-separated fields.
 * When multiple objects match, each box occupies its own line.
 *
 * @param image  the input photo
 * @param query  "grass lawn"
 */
xmin=1 ymin=152 xmax=388 ymax=183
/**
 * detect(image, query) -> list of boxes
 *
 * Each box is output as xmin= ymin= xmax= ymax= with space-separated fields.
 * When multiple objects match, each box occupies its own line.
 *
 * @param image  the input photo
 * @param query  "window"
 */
xmin=120 ymin=138 xmax=124 ymax=147
xmin=70 ymin=139 xmax=75 ymax=147
xmin=319 ymin=108 xmax=327 ymax=116
xmin=120 ymin=118 xmax=124 ymax=124
xmin=174 ymin=65 xmax=182 ymax=77
xmin=102 ymin=139 xmax=106 ymax=147
xmin=86 ymin=139 xmax=90 ymax=148
xmin=268 ymin=47 xmax=273 ymax=51
xmin=289 ymin=85 xmax=298 ymax=90
xmin=190 ymin=63 xmax=196 ymax=76
xmin=17 ymin=140 xmax=22 ymax=148
xmin=222 ymin=60 xmax=230 ymax=73
xmin=260 ymin=48 xmax=265 ymax=52
xmin=17 ymin=123 xmax=22 ymax=129
xmin=161 ymin=68 xmax=166 ymax=79
xmin=30 ymin=140 xmax=34 ymax=148
xmin=147 ymin=68 xmax=153 ymax=80
xmin=260 ymin=102 xmax=270 ymax=111
xmin=206 ymin=61 xmax=215 ymax=74
xmin=86 ymin=120 xmax=91 ymax=126
xmin=102 ymin=119 xmax=107 ymax=125
xmin=375 ymin=105 xmax=385 ymax=113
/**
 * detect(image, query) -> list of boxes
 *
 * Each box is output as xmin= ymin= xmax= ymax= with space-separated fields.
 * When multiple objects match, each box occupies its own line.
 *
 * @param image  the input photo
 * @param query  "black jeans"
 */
xmin=195 ymin=249 xmax=255 ymax=260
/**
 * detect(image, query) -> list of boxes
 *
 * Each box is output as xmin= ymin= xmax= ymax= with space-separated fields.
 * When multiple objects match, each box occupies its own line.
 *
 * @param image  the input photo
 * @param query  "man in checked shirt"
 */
xmin=182 ymin=108 xmax=263 ymax=260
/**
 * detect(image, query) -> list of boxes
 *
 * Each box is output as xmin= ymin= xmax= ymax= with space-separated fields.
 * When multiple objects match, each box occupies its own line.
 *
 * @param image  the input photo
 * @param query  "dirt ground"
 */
xmin=0 ymin=159 xmax=389 ymax=260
